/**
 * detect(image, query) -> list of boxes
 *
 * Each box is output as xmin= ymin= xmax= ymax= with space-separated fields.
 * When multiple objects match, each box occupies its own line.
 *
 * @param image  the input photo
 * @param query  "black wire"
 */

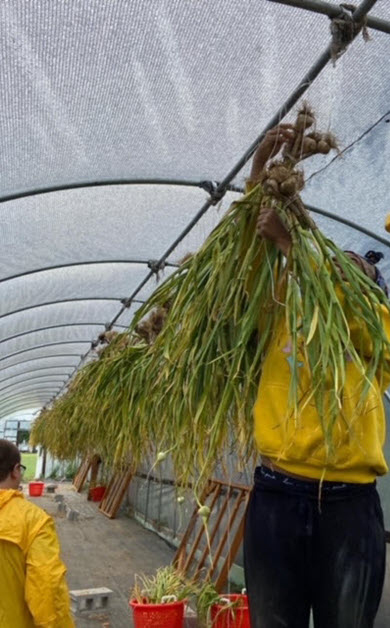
xmin=305 ymin=109 xmax=390 ymax=185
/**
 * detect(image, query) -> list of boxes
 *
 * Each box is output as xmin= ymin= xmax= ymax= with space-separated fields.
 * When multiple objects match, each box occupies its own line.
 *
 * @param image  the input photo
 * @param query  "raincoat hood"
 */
xmin=0 ymin=488 xmax=49 ymax=550
xmin=0 ymin=488 xmax=24 ymax=509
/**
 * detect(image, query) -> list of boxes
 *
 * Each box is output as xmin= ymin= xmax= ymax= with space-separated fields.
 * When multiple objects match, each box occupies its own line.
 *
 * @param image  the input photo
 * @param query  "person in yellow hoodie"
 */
xmin=243 ymin=126 xmax=389 ymax=628
xmin=0 ymin=439 xmax=74 ymax=627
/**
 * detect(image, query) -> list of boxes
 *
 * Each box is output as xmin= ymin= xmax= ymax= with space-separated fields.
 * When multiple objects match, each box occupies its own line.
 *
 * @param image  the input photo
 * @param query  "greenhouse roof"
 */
xmin=0 ymin=0 xmax=389 ymax=419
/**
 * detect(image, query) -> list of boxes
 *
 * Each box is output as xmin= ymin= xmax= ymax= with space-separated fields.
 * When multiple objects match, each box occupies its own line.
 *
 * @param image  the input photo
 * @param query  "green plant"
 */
xmin=64 ymin=461 xmax=79 ymax=480
xmin=130 ymin=565 xmax=194 ymax=605
xmin=196 ymin=581 xmax=248 ymax=627
xmin=196 ymin=580 xmax=220 ymax=627
xmin=48 ymin=465 xmax=60 ymax=480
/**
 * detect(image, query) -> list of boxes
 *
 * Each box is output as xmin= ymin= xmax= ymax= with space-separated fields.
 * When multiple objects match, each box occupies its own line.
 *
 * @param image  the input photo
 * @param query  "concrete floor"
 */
xmin=27 ymin=483 xmax=390 ymax=628
xmin=28 ymin=484 xmax=175 ymax=627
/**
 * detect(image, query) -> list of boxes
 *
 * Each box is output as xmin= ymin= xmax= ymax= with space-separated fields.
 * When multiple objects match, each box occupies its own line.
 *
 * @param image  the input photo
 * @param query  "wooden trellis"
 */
xmin=99 ymin=468 xmax=133 ymax=519
xmin=173 ymin=478 xmax=251 ymax=592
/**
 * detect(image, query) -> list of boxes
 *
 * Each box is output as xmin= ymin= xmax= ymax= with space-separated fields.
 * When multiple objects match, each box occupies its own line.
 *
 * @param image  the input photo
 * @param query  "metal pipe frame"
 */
xmin=306 ymin=204 xmax=390 ymax=247
xmin=0 ymin=261 xmax=177 ymax=286
xmin=0 ymin=322 xmax=128 ymax=347
xmin=0 ymin=391 xmax=63 ymax=408
xmin=0 ymin=366 xmax=75 ymax=388
xmin=0 ymin=354 xmax=82 ymax=373
xmin=0 ymin=398 xmax=59 ymax=417
xmin=0 ymin=298 xmax=135 ymax=322
xmin=0 ymin=341 xmax=94 ymax=365
xmin=0 ymin=403 xmax=48 ymax=420
xmin=0 ymin=388 xmax=61 ymax=407
xmin=1 ymin=395 xmax=53 ymax=410
xmin=0 ymin=376 xmax=69 ymax=396
xmin=266 ymin=0 xmax=390 ymax=35
xmin=0 ymin=178 xmax=241 ymax=206
xmin=0 ymin=385 xmax=63 ymax=400
xmin=0 ymin=404 xmax=43 ymax=419
xmin=0 ymin=388 xmax=63 ymax=405
xmin=0 ymin=396 xmax=57 ymax=416
xmin=231 ymin=188 xmax=390 ymax=248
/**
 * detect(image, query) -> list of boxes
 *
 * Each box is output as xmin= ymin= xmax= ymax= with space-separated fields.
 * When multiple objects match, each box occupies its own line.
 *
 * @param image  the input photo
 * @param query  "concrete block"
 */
xmin=66 ymin=508 xmax=79 ymax=521
xmin=184 ymin=606 xmax=198 ymax=627
xmin=46 ymin=484 xmax=57 ymax=494
xmin=70 ymin=587 xmax=113 ymax=615
xmin=57 ymin=502 xmax=67 ymax=515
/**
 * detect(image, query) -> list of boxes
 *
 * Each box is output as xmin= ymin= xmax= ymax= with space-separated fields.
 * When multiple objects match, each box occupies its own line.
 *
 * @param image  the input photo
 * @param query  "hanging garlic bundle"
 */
xmin=32 ymin=103 xmax=390 ymax=489
xmin=258 ymin=104 xmax=390 ymax=450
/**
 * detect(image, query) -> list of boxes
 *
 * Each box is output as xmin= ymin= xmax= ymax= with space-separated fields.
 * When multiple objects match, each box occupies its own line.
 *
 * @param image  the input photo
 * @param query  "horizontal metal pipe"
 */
xmin=0 ymin=404 xmax=42 ymax=418
xmin=0 ymin=376 xmax=68 ymax=396
xmin=267 ymin=0 xmax=390 ymax=34
xmin=0 ymin=397 xmax=55 ymax=417
xmin=0 ymin=341 xmax=92 ymax=364
xmin=0 ymin=366 xmax=75 ymax=388
xmin=230 ymin=187 xmax=390 ymax=249
xmin=0 ymin=388 xmax=62 ymax=405
xmin=0 ymin=178 xmax=241 ymax=206
xmin=0 ymin=404 xmax=45 ymax=419
xmin=0 ymin=388 xmax=61 ymax=407
xmin=0 ymin=298 xmax=125 ymax=321
xmin=0 ymin=322 xmax=128 ymax=347
xmin=0 ymin=261 xmax=177 ymax=286
xmin=0 ymin=354 xmax=82 ymax=372
xmin=306 ymin=205 xmax=390 ymax=248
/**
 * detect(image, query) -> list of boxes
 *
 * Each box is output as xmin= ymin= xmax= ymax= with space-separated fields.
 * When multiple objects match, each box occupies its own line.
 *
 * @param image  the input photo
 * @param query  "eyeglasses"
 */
xmin=17 ymin=464 xmax=27 ymax=474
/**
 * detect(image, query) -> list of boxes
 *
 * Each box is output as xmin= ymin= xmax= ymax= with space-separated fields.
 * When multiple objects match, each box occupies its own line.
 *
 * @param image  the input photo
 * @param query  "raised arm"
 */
xmin=250 ymin=124 xmax=295 ymax=183
xmin=250 ymin=125 xmax=295 ymax=256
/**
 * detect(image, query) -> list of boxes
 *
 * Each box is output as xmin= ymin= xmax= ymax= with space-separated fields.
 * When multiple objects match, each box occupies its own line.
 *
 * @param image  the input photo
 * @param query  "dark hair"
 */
xmin=0 ymin=439 xmax=20 ymax=482
xmin=363 ymin=251 xmax=388 ymax=296
xmin=344 ymin=250 xmax=389 ymax=297
xmin=364 ymin=250 xmax=384 ymax=265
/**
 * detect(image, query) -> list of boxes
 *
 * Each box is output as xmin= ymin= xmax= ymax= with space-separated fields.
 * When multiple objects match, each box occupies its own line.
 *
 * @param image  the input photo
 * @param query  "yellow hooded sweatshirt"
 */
xmin=245 ymin=179 xmax=390 ymax=483
xmin=0 ymin=489 xmax=74 ymax=628
xmin=253 ymin=309 xmax=390 ymax=483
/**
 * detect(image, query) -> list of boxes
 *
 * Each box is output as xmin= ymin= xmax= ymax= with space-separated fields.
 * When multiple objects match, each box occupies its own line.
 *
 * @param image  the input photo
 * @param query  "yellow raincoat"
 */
xmin=0 ymin=489 xmax=74 ymax=627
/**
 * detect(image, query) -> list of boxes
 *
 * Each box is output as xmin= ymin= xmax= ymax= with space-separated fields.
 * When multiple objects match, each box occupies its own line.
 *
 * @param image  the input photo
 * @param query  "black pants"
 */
xmin=244 ymin=466 xmax=386 ymax=628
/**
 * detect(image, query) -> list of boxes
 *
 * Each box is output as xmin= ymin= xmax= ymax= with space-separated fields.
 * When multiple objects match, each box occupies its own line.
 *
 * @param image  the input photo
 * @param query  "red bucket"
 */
xmin=90 ymin=486 xmax=106 ymax=502
xmin=210 ymin=594 xmax=250 ymax=628
xmin=130 ymin=598 xmax=186 ymax=628
xmin=28 ymin=482 xmax=44 ymax=497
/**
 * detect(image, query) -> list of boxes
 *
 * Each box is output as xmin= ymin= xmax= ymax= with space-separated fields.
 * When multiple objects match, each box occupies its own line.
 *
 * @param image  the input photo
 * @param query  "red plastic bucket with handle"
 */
xmin=210 ymin=594 xmax=250 ymax=627
xmin=129 ymin=596 xmax=186 ymax=628
xmin=28 ymin=482 xmax=44 ymax=497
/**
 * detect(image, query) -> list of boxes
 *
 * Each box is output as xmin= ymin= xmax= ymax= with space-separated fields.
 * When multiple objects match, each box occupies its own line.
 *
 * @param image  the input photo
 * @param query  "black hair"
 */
xmin=363 ymin=251 xmax=388 ymax=296
xmin=0 ymin=439 xmax=20 ymax=482
xmin=364 ymin=250 xmax=384 ymax=265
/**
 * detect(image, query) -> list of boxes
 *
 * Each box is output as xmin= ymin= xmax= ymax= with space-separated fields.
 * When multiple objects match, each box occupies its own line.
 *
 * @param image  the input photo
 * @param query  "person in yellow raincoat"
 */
xmin=0 ymin=439 xmax=74 ymax=627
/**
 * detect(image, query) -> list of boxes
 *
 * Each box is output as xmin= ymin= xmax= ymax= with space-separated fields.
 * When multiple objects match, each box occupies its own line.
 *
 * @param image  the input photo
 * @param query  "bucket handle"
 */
xmin=218 ymin=597 xmax=231 ymax=605
xmin=161 ymin=595 xmax=178 ymax=604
